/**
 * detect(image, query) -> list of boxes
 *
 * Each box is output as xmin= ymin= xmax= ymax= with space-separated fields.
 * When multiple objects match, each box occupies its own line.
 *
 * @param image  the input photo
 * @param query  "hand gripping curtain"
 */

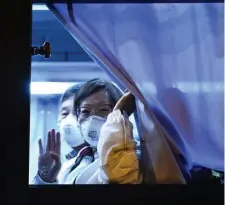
xmin=47 ymin=3 xmax=224 ymax=183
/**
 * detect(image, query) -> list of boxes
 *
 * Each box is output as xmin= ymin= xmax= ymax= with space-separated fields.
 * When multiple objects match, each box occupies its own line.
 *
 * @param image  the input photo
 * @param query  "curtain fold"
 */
xmin=47 ymin=3 xmax=224 ymax=182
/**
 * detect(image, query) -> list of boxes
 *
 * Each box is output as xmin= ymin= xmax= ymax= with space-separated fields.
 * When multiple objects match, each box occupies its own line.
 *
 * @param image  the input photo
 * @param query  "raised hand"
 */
xmin=38 ymin=129 xmax=61 ymax=183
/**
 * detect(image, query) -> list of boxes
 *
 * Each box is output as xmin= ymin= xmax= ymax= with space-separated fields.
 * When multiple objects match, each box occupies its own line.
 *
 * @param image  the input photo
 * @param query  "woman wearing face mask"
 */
xmin=33 ymin=79 xmax=124 ymax=184
xmin=74 ymin=79 xmax=123 ymax=149
xmin=71 ymin=79 xmax=143 ymax=184
xmin=71 ymin=78 xmax=127 ymax=184
xmin=73 ymin=86 xmax=142 ymax=184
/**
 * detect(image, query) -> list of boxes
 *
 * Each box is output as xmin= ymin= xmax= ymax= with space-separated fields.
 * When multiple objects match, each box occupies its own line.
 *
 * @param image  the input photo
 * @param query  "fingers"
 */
xmin=113 ymin=96 xmax=124 ymax=111
xmin=38 ymin=139 xmax=44 ymax=156
xmin=114 ymin=92 xmax=136 ymax=116
xmin=51 ymin=129 xmax=55 ymax=150
xmin=55 ymin=132 xmax=61 ymax=155
xmin=46 ymin=129 xmax=60 ymax=152
xmin=47 ymin=131 xmax=51 ymax=151
xmin=50 ymin=151 xmax=61 ymax=167
xmin=113 ymin=92 xmax=132 ymax=111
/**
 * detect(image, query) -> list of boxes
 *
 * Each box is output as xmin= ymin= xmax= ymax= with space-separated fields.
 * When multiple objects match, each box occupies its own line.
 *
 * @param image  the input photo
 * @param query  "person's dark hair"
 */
xmin=61 ymin=83 xmax=84 ymax=103
xmin=74 ymin=78 xmax=123 ymax=113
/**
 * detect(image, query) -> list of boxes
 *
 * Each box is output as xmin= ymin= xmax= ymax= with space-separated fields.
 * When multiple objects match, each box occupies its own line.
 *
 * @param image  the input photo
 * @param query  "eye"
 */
xmin=98 ymin=107 xmax=111 ymax=117
xmin=81 ymin=109 xmax=91 ymax=115
xmin=61 ymin=112 xmax=69 ymax=119
xmin=99 ymin=105 xmax=112 ymax=113
xmin=100 ymin=108 xmax=110 ymax=112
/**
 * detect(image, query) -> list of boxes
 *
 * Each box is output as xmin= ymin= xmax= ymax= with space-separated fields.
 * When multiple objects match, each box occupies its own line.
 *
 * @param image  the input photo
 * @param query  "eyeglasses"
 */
xmin=76 ymin=104 xmax=113 ymax=120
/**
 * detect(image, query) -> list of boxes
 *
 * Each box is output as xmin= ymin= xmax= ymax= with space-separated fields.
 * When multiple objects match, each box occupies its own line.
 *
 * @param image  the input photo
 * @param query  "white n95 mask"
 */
xmin=60 ymin=114 xmax=85 ymax=147
xmin=80 ymin=115 xmax=107 ymax=148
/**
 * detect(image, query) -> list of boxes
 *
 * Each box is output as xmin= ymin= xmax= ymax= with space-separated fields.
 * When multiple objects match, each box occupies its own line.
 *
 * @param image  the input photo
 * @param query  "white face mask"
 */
xmin=80 ymin=115 xmax=107 ymax=148
xmin=60 ymin=114 xmax=85 ymax=147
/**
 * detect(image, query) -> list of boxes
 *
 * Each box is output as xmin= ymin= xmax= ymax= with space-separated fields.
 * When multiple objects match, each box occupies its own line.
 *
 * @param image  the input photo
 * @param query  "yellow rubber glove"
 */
xmin=97 ymin=109 xmax=142 ymax=184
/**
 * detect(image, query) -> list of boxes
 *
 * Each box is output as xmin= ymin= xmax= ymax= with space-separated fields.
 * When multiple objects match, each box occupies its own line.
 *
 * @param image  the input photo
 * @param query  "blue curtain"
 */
xmin=47 ymin=3 xmax=224 ymax=183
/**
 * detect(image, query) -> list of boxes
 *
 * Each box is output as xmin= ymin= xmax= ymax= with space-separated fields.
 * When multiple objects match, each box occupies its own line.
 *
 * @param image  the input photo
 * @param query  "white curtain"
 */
xmin=47 ymin=3 xmax=224 ymax=182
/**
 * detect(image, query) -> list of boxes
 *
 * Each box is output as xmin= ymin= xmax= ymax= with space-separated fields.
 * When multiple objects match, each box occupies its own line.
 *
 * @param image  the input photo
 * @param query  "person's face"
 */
xmin=58 ymin=96 xmax=75 ymax=124
xmin=77 ymin=90 xmax=113 ymax=124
